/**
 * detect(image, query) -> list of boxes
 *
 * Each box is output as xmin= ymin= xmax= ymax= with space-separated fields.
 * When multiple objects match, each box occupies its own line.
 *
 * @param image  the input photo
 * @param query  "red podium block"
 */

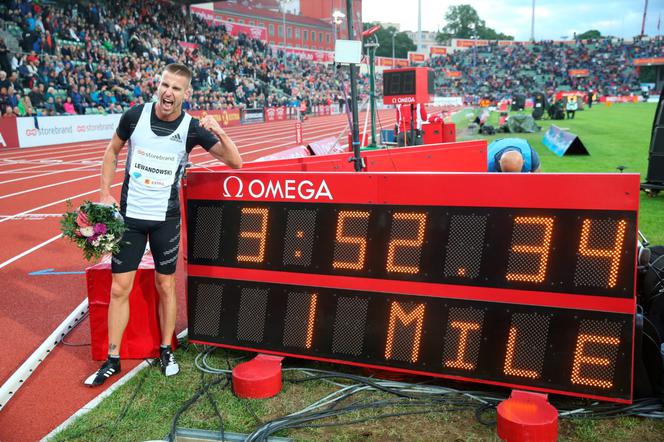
xmin=497 ymin=390 xmax=558 ymax=442
xmin=422 ymin=122 xmax=443 ymax=144
xmin=232 ymin=354 xmax=284 ymax=399
xmin=87 ymin=254 xmax=175 ymax=361
xmin=442 ymin=122 xmax=456 ymax=142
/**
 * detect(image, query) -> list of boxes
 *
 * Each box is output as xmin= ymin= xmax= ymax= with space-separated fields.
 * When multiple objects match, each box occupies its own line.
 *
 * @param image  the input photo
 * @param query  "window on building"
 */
xmin=279 ymin=25 xmax=284 ymax=37
xmin=295 ymin=29 xmax=300 ymax=39
xmin=326 ymin=33 xmax=330 ymax=43
xmin=311 ymin=31 xmax=316 ymax=41
xmin=287 ymin=27 xmax=292 ymax=38
xmin=304 ymin=30 xmax=309 ymax=41
xmin=319 ymin=32 xmax=323 ymax=43
xmin=249 ymin=21 xmax=254 ymax=26
xmin=269 ymin=23 xmax=274 ymax=36
xmin=228 ymin=18 xmax=234 ymax=23
xmin=238 ymin=19 xmax=244 ymax=24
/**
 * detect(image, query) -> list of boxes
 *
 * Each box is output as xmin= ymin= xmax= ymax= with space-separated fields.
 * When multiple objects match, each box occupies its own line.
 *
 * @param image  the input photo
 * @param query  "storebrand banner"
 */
xmin=17 ymin=114 xmax=121 ymax=148
xmin=0 ymin=118 xmax=19 ymax=148
xmin=242 ymin=108 xmax=265 ymax=124
xmin=188 ymin=109 xmax=242 ymax=127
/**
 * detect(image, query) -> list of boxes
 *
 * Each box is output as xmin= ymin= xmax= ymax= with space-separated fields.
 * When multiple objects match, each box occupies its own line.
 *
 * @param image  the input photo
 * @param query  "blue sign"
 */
xmin=542 ymin=125 xmax=589 ymax=157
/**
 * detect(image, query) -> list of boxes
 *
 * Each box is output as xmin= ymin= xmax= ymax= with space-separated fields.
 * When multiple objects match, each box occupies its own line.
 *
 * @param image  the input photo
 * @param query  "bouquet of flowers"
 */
xmin=60 ymin=201 xmax=126 ymax=261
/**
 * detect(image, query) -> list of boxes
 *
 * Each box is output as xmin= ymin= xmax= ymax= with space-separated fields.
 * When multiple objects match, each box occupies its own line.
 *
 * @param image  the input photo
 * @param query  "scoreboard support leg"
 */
xmin=496 ymin=390 xmax=558 ymax=442
xmin=232 ymin=354 xmax=284 ymax=399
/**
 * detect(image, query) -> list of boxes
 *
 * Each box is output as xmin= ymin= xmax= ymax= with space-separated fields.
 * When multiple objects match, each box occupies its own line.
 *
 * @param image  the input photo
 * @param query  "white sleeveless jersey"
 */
xmin=121 ymin=103 xmax=191 ymax=221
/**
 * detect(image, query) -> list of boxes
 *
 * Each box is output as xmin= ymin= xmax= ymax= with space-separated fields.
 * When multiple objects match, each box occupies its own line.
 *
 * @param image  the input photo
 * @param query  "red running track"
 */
xmin=0 ymin=111 xmax=399 ymax=441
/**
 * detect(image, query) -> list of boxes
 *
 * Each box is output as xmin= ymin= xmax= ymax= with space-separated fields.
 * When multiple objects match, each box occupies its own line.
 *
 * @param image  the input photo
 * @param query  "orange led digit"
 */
xmin=384 ymin=302 xmax=425 ymax=363
xmin=444 ymin=321 xmax=481 ymax=370
xmin=506 ymin=216 xmax=554 ymax=283
xmin=571 ymin=334 xmax=621 ymax=388
xmin=504 ymin=327 xmax=540 ymax=379
xmin=332 ymin=210 xmax=370 ymax=270
xmin=305 ymin=294 xmax=318 ymax=349
xmin=578 ymin=219 xmax=627 ymax=288
xmin=237 ymin=207 xmax=269 ymax=263
xmin=386 ymin=212 xmax=427 ymax=274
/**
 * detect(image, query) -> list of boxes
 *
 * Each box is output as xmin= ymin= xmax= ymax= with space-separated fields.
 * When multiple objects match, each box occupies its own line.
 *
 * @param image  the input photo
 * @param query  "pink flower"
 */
xmin=75 ymin=228 xmax=83 ymax=237
xmin=93 ymin=223 xmax=107 ymax=235
xmin=76 ymin=211 xmax=91 ymax=228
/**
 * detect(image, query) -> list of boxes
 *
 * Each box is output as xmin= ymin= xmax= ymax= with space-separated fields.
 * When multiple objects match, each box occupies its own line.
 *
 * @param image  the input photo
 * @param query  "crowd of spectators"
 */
xmin=0 ymin=0 xmax=356 ymax=117
xmin=0 ymin=0 xmax=661 ymax=118
xmin=427 ymin=37 xmax=663 ymax=102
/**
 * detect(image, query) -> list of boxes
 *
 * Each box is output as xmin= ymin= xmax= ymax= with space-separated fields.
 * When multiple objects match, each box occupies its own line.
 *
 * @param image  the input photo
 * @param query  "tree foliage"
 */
xmin=362 ymin=22 xmax=416 ymax=58
xmin=576 ymin=29 xmax=602 ymax=40
xmin=436 ymin=4 xmax=513 ymax=43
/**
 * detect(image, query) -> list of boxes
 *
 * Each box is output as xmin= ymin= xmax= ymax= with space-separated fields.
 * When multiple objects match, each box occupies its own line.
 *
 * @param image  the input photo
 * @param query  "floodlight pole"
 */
xmin=365 ymin=38 xmax=379 ymax=147
xmin=346 ymin=0 xmax=363 ymax=171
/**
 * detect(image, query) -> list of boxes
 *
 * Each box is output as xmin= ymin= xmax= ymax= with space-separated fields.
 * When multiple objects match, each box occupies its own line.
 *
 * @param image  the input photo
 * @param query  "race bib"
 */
xmin=129 ymin=146 xmax=179 ymax=188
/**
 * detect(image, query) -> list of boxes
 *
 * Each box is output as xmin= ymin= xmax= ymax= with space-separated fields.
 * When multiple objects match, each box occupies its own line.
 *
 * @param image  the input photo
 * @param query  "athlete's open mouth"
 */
xmin=162 ymin=97 xmax=174 ymax=110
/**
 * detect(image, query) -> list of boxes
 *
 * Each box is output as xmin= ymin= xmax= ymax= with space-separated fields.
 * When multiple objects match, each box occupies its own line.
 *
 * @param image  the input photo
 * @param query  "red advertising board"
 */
xmin=633 ymin=57 xmax=664 ymax=66
xmin=429 ymin=46 xmax=448 ymax=56
xmin=0 ymin=118 xmax=19 ymax=149
xmin=191 ymin=6 xmax=267 ymax=41
xmin=568 ymin=69 xmax=590 ymax=77
xmin=273 ymin=45 xmax=334 ymax=63
xmin=445 ymin=70 xmax=461 ymax=78
xmin=408 ymin=51 xmax=427 ymax=64
xmin=188 ymin=109 xmax=242 ymax=127
xmin=455 ymin=39 xmax=489 ymax=48
xmin=373 ymin=57 xmax=409 ymax=68
xmin=264 ymin=106 xmax=288 ymax=122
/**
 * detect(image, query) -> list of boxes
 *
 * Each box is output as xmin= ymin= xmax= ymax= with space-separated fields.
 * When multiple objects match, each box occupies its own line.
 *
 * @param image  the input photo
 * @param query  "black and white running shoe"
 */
xmin=160 ymin=348 xmax=180 ymax=377
xmin=84 ymin=358 xmax=121 ymax=387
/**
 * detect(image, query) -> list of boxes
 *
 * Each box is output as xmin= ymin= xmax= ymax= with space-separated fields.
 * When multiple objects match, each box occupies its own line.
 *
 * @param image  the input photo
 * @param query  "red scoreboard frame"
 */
xmin=382 ymin=67 xmax=434 ymax=105
xmin=183 ymin=171 xmax=639 ymax=403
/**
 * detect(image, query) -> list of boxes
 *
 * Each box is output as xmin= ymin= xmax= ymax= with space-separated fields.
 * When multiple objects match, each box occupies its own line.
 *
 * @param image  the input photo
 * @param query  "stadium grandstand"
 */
xmin=0 ymin=0 xmax=368 ymax=118
xmin=426 ymin=37 xmax=664 ymax=102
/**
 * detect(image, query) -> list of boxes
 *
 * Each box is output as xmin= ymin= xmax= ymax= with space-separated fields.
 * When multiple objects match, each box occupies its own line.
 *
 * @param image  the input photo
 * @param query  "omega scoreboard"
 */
xmin=184 ymin=171 xmax=639 ymax=403
xmin=382 ymin=67 xmax=434 ymax=105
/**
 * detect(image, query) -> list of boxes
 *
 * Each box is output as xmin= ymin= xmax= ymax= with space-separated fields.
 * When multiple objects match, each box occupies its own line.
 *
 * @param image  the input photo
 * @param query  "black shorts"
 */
xmin=112 ymin=217 xmax=181 ymax=275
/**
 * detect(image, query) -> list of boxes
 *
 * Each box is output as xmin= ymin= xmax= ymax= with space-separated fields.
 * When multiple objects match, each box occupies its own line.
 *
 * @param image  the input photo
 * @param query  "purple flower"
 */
xmin=87 ymin=234 xmax=99 ymax=244
xmin=93 ymin=223 xmax=107 ymax=235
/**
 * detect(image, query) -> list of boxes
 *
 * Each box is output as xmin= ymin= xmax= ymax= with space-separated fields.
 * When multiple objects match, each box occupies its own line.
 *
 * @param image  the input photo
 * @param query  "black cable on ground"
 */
xmin=167 ymin=371 xmax=230 ymax=442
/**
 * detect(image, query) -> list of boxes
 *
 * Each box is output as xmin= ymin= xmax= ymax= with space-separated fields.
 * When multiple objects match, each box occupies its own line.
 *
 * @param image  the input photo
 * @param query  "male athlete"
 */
xmin=85 ymin=63 xmax=242 ymax=386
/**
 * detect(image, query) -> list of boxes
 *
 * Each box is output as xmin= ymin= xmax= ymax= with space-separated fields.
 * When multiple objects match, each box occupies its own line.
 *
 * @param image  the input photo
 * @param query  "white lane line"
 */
xmin=0 ymin=233 xmax=63 ymax=270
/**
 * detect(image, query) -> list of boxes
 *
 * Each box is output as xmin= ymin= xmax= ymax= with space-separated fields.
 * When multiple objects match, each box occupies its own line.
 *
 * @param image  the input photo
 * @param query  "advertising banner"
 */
xmin=408 ymin=51 xmax=427 ymax=64
xmin=600 ymin=96 xmax=640 ymax=103
xmin=453 ymin=39 xmax=489 ymax=48
xmin=372 ymin=56 xmax=409 ymax=67
xmin=445 ymin=70 xmax=461 ymax=78
xmin=17 ymin=114 xmax=121 ymax=148
xmin=272 ymin=45 xmax=334 ymax=63
xmin=429 ymin=46 xmax=448 ymax=56
xmin=188 ymin=108 xmax=242 ymax=127
xmin=633 ymin=57 xmax=664 ymax=66
xmin=0 ymin=118 xmax=19 ymax=149
xmin=568 ymin=69 xmax=590 ymax=77
xmin=264 ymin=106 xmax=288 ymax=122
xmin=191 ymin=6 xmax=267 ymax=41
xmin=242 ymin=108 xmax=265 ymax=124
xmin=433 ymin=96 xmax=463 ymax=106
